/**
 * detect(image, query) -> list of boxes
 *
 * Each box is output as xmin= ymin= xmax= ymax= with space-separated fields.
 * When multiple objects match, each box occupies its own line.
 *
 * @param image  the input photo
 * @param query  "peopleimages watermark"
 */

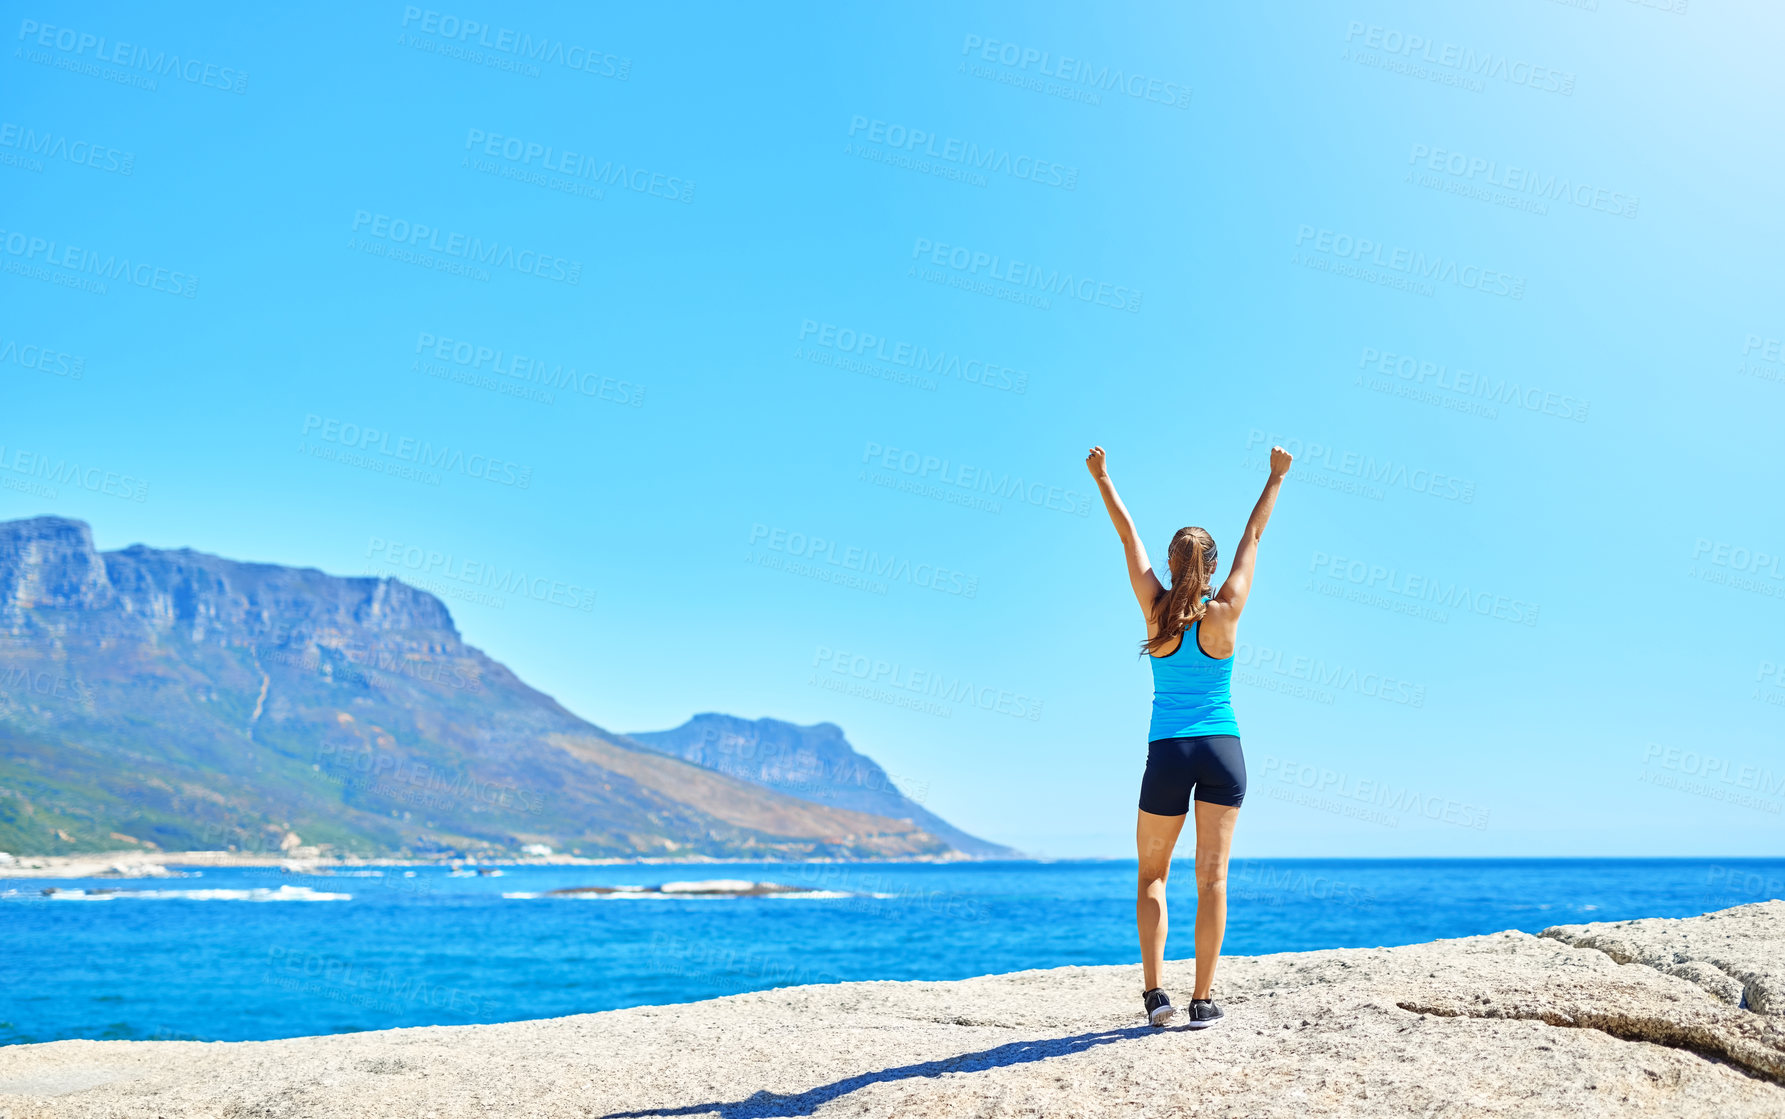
xmin=314 ymin=742 xmax=545 ymax=816
xmin=1738 ymin=333 xmax=1785 ymax=388
xmin=795 ymin=319 xmax=1029 ymax=396
xmin=15 ymin=18 xmax=249 ymax=94
xmin=845 ymin=115 xmax=1077 ymax=191
xmin=0 ymin=442 xmax=149 ymax=502
xmin=463 ymin=127 xmax=693 ymax=204
xmin=0 ymin=337 xmax=84 ymax=380
xmin=0 ymin=225 xmax=198 ymax=297
xmin=298 ymin=415 xmax=533 ymax=489
xmin=0 ymin=123 xmax=134 ymax=176
xmin=811 ymin=645 xmax=1043 ymax=722
xmin=1307 ymin=550 xmax=1541 ymax=627
xmin=0 ymin=666 xmax=94 ymax=707
xmin=1639 ymin=743 xmax=1781 ymax=816
xmin=1228 ymin=861 xmax=1377 ymax=909
xmin=747 ymin=523 xmax=979 ymax=599
xmin=260 ymin=641 xmax=482 ymax=694
xmin=1700 ymin=864 xmax=1781 ymax=913
xmin=1243 ymin=429 xmax=1476 ymax=504
xmin=1232 ymin=641 xmax=1426 ymax=708
xmin=1689 ymin=538 xmax=1785 ymax=601
xmin=1406 ymin=144 xmax=1637 ymax=219
xmin=859 ymin=440 xmax=1092 ymax=519
xmin=1259 ymin=755 xmax=1490 ymax=830
xmin=957 ymin=34 xmax=1189 ymax=110
xmin=362 ymin=566 xmax=502 ymax=610
xmin=794 ymin=864 xmax=990 ymax=923
xmin=267 ymin=945 xmax=494 ymax=1016
xmin=1341 ymin=21 xmax=1575 ymax=97
xmin=1293 ymin=225 xmax=1524 ymax=300
xmin=1355 ymin=347 xmax=1589 ymax=424
xmin=645 ymin=931 xmax=840 ymax=989
xmin=348 ymin=211 xmax=582 ymax=285
xmin=413 ymin=331 xmax=644 ymax=409
xmin=909 ymin=236 xmax=1142 ymax=314
xmin=366 ymin=535 xmax=595 ymax=613
xmin=398 ymin=7 xmax=629 ymax=80
xmin=1756 ymin=662 xmax=1785 ymax=711
xmin=705 ymin=730 xmax=931 ymax=806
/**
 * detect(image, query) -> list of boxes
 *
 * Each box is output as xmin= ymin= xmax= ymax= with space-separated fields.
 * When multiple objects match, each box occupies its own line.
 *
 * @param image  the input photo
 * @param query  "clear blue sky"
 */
xmin=5 ymin=2 xmax=1781 ymax=858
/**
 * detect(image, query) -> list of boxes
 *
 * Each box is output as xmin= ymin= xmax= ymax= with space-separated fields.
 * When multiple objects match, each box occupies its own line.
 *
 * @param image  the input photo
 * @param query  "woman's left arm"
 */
xmin=1213 ymin=446 xmax=1292 ymax=617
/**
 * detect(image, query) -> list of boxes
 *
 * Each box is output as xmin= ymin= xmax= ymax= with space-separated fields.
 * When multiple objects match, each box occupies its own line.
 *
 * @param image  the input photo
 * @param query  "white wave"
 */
xmin=504 ymin=887 xmax=853 ymax=901
xmin=47 ymin=885 xmax=350 ymax=902
xmin=579 ymin=892 xmax=678 ymax=901
xmin=658 ymin=879 xmax=759 ymax=894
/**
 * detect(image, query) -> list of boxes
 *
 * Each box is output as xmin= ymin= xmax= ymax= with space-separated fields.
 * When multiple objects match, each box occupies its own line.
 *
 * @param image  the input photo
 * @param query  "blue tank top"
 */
xmin=1147 ymin=614 xmax=1239 ymax=741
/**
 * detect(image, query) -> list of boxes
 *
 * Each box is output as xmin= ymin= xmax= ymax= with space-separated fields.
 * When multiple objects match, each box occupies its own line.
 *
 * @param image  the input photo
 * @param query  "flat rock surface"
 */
xmin=2 ymin=902 xmax=1782 ymax=1118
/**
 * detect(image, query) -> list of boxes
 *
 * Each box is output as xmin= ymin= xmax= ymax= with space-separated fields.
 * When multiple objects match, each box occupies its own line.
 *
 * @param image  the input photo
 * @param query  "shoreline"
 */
xmin=2 ymin=850 xmax=1782 ymax=880
xmin=0 ymin=902 xmax=1779 ymax=1117
xmin=0 ymin=848 xmax=990 ymax=879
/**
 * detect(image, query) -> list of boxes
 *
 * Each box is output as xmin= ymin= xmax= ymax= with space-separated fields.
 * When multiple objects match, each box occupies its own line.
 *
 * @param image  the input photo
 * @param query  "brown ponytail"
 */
xmin=1141 ymin=527 xmax=1218 ymax=655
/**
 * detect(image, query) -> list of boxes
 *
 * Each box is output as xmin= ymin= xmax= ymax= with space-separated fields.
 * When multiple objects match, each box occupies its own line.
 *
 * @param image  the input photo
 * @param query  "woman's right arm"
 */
xmin=1214 ymin=446 xmax=1292 ymax=616
xmin=1086 ymin=446 xmax=1165 ymax=622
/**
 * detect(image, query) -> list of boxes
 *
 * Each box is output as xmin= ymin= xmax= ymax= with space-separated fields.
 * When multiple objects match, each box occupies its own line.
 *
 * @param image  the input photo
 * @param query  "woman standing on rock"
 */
xmin=1085 ymin=443 xmax=1293 ymax=1028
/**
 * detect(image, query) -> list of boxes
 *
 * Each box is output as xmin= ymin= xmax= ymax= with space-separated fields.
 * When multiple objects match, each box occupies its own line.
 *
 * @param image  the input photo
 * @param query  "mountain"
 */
xmin=627 ymin=714 xmax=1017 ymax=858
xmin=0 ymin=516 xmax=976 ymax=860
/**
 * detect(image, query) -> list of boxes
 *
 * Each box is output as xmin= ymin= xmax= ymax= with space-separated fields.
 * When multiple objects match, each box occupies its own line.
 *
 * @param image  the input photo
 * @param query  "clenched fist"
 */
xmin=1085 ymin=445 xmax=1108 ymax=480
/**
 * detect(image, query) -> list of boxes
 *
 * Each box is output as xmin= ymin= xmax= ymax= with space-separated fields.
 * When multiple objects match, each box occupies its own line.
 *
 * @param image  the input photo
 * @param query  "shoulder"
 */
xmin=1200 ymin=599 xmax=1237 ymax=633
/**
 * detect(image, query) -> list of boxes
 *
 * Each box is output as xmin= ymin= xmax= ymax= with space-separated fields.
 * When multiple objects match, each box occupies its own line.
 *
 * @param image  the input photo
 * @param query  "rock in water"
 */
xmin=0 ymin=902 xmax=1781 ymax=1117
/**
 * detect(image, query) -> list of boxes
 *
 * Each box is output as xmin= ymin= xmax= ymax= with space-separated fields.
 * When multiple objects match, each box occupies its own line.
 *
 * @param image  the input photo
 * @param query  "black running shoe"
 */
xmin=1186 ymin=998 xmax=1224 ymax=1029
xmin=1143 ymin=987 xmax=1175 ymax=1027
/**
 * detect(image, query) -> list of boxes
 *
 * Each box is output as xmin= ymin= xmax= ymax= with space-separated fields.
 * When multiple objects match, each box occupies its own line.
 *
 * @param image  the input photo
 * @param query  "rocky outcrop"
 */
xmin=0 ymin=516 xmax=456 ymax=640
xmin=1542 ymin=902 xmax=1784 ymax=1014
xmin=1 ymin=902 xmax=1780 ymax=1118
xmin=0 ymin=517 xmax=116 ymax=619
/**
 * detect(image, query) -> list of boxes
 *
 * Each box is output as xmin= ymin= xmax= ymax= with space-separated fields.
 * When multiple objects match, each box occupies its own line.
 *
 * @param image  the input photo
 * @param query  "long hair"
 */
xmin=1141 ymin=527 xmax=1218 ymax=655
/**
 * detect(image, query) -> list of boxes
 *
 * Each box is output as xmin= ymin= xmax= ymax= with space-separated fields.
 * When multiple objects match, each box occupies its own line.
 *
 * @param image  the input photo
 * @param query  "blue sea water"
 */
xmin=3 ymin=858 xmax=1781 ymax=1046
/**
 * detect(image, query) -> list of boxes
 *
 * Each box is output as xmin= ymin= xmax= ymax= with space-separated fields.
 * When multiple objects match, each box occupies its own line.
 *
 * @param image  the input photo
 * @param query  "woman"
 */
xmin=1085 ymin=443 xmax=1292 ymax=1028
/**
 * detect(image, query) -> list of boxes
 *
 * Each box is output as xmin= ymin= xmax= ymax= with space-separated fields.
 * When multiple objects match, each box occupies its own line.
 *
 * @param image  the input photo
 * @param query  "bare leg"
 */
xmin=1136 ymin=809 xmax=1187 ymax=992
xmin=1191 ymin=800 xmax=1240 ymax=1000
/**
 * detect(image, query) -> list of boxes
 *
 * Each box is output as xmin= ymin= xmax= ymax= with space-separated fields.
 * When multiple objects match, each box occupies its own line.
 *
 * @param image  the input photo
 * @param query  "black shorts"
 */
xmin=1138 ymin=735 xmax=1246 ymax=814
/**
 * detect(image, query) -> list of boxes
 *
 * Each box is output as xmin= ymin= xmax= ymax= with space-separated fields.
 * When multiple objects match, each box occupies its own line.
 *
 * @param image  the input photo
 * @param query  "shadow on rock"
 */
xmin=601 ymin=1026 xmax=1160 ymax=1117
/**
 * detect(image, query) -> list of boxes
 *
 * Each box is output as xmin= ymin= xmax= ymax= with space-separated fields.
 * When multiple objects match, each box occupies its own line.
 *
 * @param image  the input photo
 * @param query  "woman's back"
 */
xmin=1147 ymin=616 xmax=1238 ymax=741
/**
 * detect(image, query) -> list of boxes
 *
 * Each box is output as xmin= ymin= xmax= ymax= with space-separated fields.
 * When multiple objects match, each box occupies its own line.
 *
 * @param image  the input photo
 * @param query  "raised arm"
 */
xmin=1213 ymin=446 xmax=1293 ymax=616
xmin=1085 ymin=446 xmax=1165 ymax=620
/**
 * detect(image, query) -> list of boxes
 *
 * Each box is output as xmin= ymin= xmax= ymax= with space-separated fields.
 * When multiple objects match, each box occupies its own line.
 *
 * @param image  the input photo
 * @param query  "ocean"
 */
xmin=3 ymin=858 xmax=1780 ymax=1046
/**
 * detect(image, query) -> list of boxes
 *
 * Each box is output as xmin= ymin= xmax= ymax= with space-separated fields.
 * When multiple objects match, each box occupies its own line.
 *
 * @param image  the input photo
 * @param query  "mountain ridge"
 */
xmin=626 ymin=714 xmax=1016 ymax=858
xmin=0 ymin=516 xmax=998 ymax=860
